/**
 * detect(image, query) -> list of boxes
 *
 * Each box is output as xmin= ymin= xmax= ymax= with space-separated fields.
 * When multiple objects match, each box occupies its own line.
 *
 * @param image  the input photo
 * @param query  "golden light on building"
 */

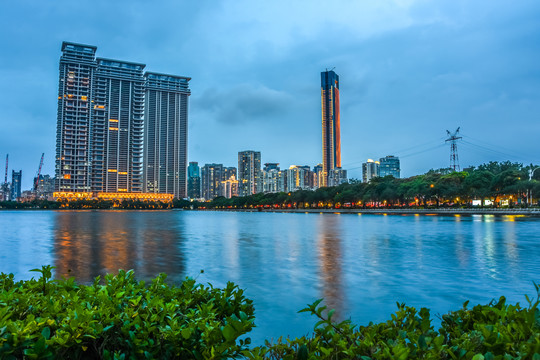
xmin=53 ymin=192 xmax=173 ymax=203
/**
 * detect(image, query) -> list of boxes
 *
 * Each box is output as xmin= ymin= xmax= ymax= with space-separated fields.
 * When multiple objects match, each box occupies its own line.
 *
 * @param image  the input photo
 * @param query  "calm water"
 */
xmin=0 ymin=210 xmax=539 ymax=343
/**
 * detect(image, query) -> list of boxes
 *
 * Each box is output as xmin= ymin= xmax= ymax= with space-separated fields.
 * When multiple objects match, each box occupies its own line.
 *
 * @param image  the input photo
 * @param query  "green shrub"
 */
xmin=0 ymin=266 xmax=254 ymax=359
xmin=246 ymin=287 xmax=540 ymax=360
xmin=1 ymin=267 xmax=538 ymax=359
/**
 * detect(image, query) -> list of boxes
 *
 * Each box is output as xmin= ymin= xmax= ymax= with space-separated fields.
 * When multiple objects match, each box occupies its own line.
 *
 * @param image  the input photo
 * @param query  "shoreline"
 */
xmin=216 ymin=208 xmax=540 ymax=216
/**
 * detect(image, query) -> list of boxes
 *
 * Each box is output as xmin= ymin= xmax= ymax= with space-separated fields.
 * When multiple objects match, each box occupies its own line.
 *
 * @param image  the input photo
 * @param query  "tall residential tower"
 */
xmin=143 ymin=73 xmax=191 ymax=198
xmin=321 ymin=70 xmax=341 ymax=187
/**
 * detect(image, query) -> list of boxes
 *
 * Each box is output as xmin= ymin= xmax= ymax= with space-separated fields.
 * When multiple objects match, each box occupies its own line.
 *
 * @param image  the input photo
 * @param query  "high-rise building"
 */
xmin=223 ymin=167 xmax=237 ymax=181
xmin=56 ymin=42 xmax=97 ymax=193
xmin=143 ymin=73 xmax=191 ymax=199
xmin=262 ymin=163 xmax=280 ymax=193
xmin=328 ymin=167 xmax=348 ymax=186
xmin=201 ymin=164 xmax=224 ymax=200
xmin=313 ymin=164 xmax=323 ymax=189
xmin=34 ymin=175 xmax=55 ymax=199
xmin=55 ymin=41 xmax=190 ymax=199
xmin=287 ymin=165 xmax=314 ymax=191
xmin=379 ymin=155 xmax=400 ymax=178
xmin=238 ymin=151 xmax=261 ymax=196
xmin=219 ymin=176 xmax=239 ymax=199
xmin=93 ymin=58 xmax=145 ymax=193
xmin=11 ymin=170 xmax=22 ymax=200
xmin=362 ymin=159 xmax=380 ymax=183
xmin=187 ymin=162 xmax=201 ymax=199
xmin=321 ymin=70 xmax=340 ymax=187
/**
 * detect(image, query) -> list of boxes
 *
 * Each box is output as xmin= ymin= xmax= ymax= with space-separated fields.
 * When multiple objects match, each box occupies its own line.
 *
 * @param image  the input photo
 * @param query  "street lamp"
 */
xmin=528 ymin=167 xmax=540 ymax=206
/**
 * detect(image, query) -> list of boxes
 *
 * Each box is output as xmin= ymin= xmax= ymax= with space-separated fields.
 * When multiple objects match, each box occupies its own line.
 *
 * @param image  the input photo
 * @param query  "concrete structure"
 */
xmin=238 ymin=151 xmax=261 ymax=196
xmin=362 ymin=159 xmax=380 ymax=183
xmin=379 ymin=155 xmax=400 ymax=178
xmin=34 ymin=174 xmax=55 ymax=199
xmin=219 ymin=176 xmax=239 ymax=199
xmin=321 ymin=70 xmax=341 ymax=187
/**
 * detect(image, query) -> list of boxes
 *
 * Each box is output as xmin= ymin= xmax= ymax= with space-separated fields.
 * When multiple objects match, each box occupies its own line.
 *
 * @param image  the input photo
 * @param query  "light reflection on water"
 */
xmin=0 ymin=210 xmax=539 ymax=343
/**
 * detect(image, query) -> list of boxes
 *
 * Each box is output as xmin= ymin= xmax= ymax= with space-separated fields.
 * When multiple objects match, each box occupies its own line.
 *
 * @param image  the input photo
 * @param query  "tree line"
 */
xmin=195 ymin=161 xmax=540 ymax=209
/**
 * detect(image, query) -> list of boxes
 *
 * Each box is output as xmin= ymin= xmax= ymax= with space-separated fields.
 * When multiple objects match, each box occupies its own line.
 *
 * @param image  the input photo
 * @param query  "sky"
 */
xmin=1 ymin=0 xmax=540 ymax=189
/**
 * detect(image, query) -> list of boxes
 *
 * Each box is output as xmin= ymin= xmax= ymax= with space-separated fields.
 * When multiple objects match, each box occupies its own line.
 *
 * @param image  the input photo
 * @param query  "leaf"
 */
xmin=41 ymin=326 xmax=51 ymax=340
xmin=297 ymin=344 xmax=308 ymax=360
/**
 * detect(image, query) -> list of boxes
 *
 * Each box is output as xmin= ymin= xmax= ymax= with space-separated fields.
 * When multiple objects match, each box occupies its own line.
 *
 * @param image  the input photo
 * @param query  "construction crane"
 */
xmin=445 ymin=127 xmax=462 ymax=171
xmin=34 ymin=153 xmax=45 ymax=193
xmin=2 ymin=154 xmax=8 ymax=201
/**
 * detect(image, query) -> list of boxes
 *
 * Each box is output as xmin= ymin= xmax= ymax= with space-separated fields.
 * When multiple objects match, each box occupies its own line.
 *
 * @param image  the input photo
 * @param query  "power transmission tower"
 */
xmin=445 ymin=127 xmax=462 ymax=171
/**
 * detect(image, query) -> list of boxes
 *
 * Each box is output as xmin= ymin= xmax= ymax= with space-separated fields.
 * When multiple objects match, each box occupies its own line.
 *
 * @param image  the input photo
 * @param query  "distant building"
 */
xmin=379 ymin=155 xmax=400 ymax=178
xmin=262 ymin=163 xmax=281 ymax=193
xmin=11 ymin=170 xmax=22 ymax=200
xmin=219 ymin=176 xmax=239 ymax=199
xmin=201 ymin=164 xmax=224 ymax=200
xmin=287 ymin=165 xmax=314 ymax=191
xmin=238 ymin=151 xmax=262 ymax=196
xmin=223 ymin=167 xmax=237 ymax=181
xmin=328 ymin=167 xmax=348 ymax=186
xmin=362 ymin=159 xmax=380 ymax=183
xmin=34 ymin=174 xmax=55 ymax=199
xmin=313 ymin=164 xmax=323 ymax=189
xmin=187 ymin=162 xmax=201 ymax=199
xmin=321 ymin=69 xmax=341 ymax=187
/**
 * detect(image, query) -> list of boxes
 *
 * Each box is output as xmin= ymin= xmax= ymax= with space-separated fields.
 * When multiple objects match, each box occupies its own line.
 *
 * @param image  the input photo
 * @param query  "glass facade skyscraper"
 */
xmin=379 ymin=155 xmax=400 ymax=178
xmin=321 ymin=70 xmax=341 ymax=187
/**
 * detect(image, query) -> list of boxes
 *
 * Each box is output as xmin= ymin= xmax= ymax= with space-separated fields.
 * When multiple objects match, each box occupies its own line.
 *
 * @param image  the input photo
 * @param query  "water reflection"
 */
xmin=53 ymin=211 xmax=185 ymax=283
xmin=316 ymin=216 xmax=343 ymax=318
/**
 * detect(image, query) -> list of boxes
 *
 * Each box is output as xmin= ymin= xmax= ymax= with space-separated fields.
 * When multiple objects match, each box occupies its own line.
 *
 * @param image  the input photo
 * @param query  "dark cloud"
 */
xmin=194 ymin=85 xmax=294 ymax=125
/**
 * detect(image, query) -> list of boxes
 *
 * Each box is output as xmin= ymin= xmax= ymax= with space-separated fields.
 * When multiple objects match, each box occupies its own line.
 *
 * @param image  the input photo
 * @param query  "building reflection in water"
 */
xmin=53 ymin=211 xmax=185 ymax=283
xmin=316 ymin=215 xmax=343 ymax=318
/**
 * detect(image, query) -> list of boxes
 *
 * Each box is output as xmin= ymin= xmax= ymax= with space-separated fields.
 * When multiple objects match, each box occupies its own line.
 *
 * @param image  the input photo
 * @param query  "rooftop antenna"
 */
xmin=445 ymin=127 xmax=462 ymax=171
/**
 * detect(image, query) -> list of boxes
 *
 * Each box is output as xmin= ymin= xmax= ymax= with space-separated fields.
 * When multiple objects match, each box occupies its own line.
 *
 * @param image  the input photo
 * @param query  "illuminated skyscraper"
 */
xmin=11 ymin=170 xmax=22 ymax=200
xmin=56 ymin=41 xmax=190 ymax=199
xmin=379 ymin=155 xmax=400 ymax=178
xmin=143 ymin=73 xmax=191 ymax=198
xmin=321 ymin=70 xmax=340 ymax=187
xmin=187 ymin=162 xmax=201 ymax=199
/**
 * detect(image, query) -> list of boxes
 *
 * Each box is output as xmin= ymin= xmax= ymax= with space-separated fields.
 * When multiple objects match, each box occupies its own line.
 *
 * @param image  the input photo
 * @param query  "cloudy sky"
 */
xmin=1 ymin=0 xmax=539 ymax=189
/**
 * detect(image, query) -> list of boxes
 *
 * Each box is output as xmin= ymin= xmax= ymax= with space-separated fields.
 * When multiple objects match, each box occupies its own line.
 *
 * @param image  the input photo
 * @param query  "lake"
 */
xmin=0 ymin=210 xmax=539 ymax=343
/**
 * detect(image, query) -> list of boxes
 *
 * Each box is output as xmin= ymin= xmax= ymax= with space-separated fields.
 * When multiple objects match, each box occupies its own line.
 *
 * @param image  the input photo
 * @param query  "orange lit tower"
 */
xmin=321 ymin=70 xmax=341 ymax=187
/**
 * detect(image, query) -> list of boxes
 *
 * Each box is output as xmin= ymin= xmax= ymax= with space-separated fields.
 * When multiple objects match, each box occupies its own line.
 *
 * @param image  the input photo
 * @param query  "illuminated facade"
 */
xmin=56 ymin=42 xmax=97 ymax=192
xmin=321 ymin=70 xmax=341 ymax=187
xmin=143 ymin=73 xmax=191 ymax=199
xmin=56 ymin=41 xmax=190 ymax=199
xmin=328 ymin=167 xmax=348 ymax=186
xmin=238 ymin=151 xmax=262 ymax=196
xmin=93 ymin=59 xmax=145 ymax=193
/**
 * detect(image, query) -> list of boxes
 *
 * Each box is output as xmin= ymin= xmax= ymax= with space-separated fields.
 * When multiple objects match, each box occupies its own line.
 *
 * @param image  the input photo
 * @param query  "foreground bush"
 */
xmin=0 ymin=268 xmax=538 ymax=359
xmin=247 ymin=289 xmax=540 ymax=360
xmin=0 ymin=266 xmax=254 ymax=359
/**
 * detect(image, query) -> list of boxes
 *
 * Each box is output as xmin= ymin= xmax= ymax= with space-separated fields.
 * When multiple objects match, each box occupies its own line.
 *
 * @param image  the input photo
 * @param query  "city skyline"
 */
xmin=1 ymin=1 xmax=540 ymax=190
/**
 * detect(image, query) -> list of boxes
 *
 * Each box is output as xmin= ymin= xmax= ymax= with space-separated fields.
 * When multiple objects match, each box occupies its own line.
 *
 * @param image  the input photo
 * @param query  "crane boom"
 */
xmin=4 ymin=154 xmax=7 ymax=185
xmin=34 ymin=153 xmax=45 ymax=192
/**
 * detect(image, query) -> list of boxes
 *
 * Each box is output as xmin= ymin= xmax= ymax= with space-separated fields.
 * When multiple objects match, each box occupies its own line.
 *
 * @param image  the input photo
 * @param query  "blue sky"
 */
xmin=1 ymin=0 xmax=539 ymax=189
